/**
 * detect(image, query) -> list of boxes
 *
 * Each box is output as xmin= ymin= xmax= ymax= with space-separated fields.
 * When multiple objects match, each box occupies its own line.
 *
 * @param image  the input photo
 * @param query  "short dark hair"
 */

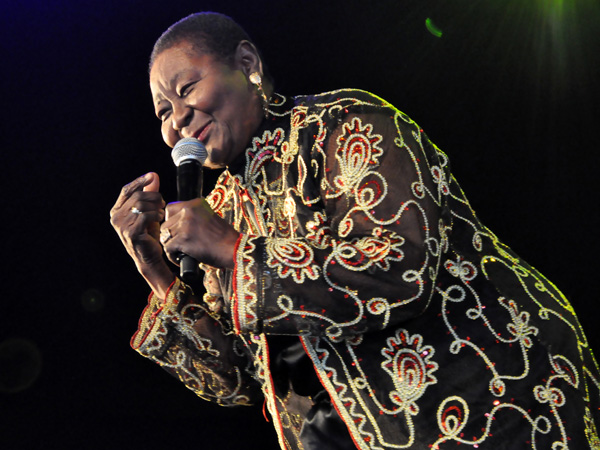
xmin=149 ymin=12 xmax=269 ymax=80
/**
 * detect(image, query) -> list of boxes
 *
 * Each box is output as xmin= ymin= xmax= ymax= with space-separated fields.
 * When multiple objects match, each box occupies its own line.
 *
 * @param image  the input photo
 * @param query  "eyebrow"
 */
xmin=152 ymin=71 xmax=186 ymax=106
xmin=152 ymin=93 xmax=165 ymax=107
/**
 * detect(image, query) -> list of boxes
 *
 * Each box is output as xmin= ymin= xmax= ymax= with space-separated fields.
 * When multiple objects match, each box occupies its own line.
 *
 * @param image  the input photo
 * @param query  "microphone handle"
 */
xmin=176 ymin=160 xmax=203 ymax=282
xmin=180 ymin=255 xmax=199 ymax=281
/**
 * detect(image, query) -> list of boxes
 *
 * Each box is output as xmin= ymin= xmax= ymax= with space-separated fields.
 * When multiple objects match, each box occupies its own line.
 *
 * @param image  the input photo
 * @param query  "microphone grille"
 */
xmin=171 ymin=137 xmax=208 ymax=167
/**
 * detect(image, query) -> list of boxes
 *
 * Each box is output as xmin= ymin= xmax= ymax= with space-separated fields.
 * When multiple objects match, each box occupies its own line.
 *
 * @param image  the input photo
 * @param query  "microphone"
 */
xmin=171 ymin=137 xmax=208 ymax=282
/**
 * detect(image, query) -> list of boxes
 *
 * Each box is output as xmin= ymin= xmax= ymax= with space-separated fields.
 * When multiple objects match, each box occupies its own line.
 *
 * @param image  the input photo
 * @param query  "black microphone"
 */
xmin=171 ymin=137 xmax=208 ymax=282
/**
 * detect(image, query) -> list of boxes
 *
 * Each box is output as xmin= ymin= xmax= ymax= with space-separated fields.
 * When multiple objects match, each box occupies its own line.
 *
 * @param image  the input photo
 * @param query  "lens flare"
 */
xmin=426 ymin=18 xmax=443 ymax=38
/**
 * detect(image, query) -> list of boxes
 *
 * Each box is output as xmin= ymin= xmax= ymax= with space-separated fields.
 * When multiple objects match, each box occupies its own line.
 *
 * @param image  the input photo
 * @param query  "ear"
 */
xmin=234 ymin=40 xmax=263 ymax=77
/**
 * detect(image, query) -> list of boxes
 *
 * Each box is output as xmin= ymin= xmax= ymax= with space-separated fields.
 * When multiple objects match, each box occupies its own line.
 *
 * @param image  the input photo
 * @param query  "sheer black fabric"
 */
xmin=132 ymin=90 xmax=600 ymax=449
xmin=270 ymin=336 xmax=356 ymax=449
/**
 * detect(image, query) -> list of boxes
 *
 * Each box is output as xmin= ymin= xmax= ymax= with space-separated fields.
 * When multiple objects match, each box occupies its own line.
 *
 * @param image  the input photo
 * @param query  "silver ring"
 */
xmin=131 ymin=206 xmax=142 ymax=215
xmin=160 ymin=228 xmax=172 ymax=244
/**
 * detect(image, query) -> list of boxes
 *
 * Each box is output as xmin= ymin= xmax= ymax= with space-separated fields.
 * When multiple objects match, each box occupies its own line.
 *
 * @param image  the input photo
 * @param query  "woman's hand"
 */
xmin=160 ymin=198 xmax=240 ymax=270
xmin=110 ymin=172 xmax=175 ymax=297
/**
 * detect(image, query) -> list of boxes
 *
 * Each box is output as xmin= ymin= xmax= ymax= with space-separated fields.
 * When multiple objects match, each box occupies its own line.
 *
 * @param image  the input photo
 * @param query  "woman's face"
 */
xmin=150 ymin=40 xmax=263 ymax=168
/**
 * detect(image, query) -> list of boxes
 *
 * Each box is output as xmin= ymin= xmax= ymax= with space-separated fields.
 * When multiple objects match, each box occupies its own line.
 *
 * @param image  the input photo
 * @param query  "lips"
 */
xmin=194 ymin=121 xmax=212 ymax=143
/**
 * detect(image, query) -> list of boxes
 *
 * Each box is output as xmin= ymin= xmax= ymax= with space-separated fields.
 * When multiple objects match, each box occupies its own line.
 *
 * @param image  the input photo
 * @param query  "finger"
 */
xmin=164 ymin=198 xmax=212 ymax=221
xmin=111 ymin=194 xmax=165 ymax=230
xmin=113 ymin=209 xmax=164 ymax=238
xmin=164 ymin=201 xmax=183 ymax=221
xmin=131 ymin=207 xmax=165 ymax=223
xmin=142 ymin=172 xmax=160 ymax=192
xmin=159 ymin=226 xmax=181 ymax=266
xmin=128 ymin=191 xmax=167 ymax=210
xmin=133 ymin=210 xmax=164 ymax=227
xmin=111 ymin=173 xmax=154 ymax=215
xmin=163 ymin=243 xmax=184 ymax=267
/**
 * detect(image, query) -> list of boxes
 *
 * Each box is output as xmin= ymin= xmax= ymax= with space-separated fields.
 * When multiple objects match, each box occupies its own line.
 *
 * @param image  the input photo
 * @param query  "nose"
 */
xmin=171 ymin=103 xmax=193 ymax=135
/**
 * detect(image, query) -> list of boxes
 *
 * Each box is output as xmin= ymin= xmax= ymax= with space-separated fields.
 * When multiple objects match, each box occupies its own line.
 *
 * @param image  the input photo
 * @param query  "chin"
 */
xmin=203 ymin=158 xmax=227 ymax=170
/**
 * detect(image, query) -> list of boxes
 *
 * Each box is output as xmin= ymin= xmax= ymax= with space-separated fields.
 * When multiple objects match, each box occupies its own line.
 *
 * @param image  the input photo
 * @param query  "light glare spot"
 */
xmin=426 ymin=18 xmax=443 ymax=38
xmin=81 ymin=288 xmax=105 ymax=312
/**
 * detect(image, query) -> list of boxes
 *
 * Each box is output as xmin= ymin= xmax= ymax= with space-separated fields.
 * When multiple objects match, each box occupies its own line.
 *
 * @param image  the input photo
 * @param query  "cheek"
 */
xmin=225 ymin=96 xmax=253 ymax=140
xmin=161 ymin=123 xmax=177 ymax=147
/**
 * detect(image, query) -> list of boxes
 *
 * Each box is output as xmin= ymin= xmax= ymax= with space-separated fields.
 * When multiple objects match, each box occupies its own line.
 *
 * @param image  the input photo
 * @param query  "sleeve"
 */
xmin=131 ymin=277 xmax=263 ymax=406
xmin=231 ymin=106 xmax=451 ymax=339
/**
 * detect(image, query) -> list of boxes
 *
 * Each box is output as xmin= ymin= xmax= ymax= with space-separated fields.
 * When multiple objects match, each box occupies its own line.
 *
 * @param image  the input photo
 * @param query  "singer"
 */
xmin=110 ymin=12 xmax=600 ymax=450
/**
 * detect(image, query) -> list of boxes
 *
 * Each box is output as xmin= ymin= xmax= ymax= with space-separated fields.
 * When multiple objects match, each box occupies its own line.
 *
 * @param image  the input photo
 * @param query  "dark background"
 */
xmin=1 ymin=0 xmax=599 ymax=448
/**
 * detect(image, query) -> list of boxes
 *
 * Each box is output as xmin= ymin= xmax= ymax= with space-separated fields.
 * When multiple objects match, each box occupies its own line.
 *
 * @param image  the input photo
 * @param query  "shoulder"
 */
xmin=273 ymin=89 xmax=416 ymax=124
xmin=270 ymin=89 xmax=424 ymax=146
xmin=287 ymin=89 xmax=420 ymax=136
xmin=291 ymin=89 xmax=421 ymax=129
xmin=291 ymin=88 xmax=394 ymax=111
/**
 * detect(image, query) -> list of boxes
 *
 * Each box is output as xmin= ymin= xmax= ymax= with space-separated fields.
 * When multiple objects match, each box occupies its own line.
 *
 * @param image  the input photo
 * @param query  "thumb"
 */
xmin=143 ymin=172 xmax=160 ymax=192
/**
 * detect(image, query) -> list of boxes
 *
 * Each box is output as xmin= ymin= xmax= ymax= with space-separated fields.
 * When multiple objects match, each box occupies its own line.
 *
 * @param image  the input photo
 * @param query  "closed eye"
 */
xmin=157 ymin=107 xmax=171 ymax=121
xmin=178 ymin=81 xmax=197 ymax=98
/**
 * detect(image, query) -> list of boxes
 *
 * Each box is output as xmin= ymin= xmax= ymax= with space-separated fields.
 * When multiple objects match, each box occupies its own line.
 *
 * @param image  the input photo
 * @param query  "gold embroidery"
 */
xmin=134 ymin=89 xmax=600 ymax=448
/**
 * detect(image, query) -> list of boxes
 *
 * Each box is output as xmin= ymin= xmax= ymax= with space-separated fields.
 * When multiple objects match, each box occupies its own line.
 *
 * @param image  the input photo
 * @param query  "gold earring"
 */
xmin=249 ymin=72 xmax=269 ymax=118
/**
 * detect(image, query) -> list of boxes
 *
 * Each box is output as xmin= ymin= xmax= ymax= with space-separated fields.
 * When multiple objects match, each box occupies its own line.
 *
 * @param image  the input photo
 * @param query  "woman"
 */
xmin=110 ymin=12 xmax=600 ymax=450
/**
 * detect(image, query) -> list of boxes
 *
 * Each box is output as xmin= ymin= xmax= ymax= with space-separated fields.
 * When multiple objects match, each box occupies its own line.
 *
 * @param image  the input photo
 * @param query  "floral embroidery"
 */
xmin=132 ymin=89 xmax=600 ymax=449
xmin=266 ymin=238 xmax=320 ymax=283
xmin=132 ymin=280 xmax=253 ymax=406
xmin=381 ymin=329 xmax=438 ymax=415
xmin=246 ymin=128 xmax=285 ymax=182
xmin=332 ymin=228 xmax=405 ymax=272
xmin=305 ymin=211 xmax=333 ymax=249
xmin=333 ymin=117 xmax=384 ymax=196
